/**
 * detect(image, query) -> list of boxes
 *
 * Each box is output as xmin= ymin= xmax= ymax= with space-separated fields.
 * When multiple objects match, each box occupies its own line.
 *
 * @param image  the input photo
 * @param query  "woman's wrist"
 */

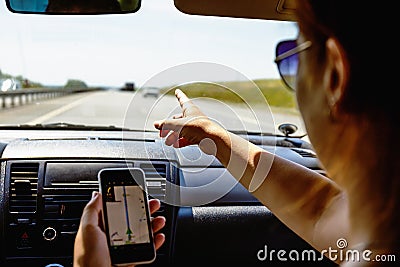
xmin=199 ymin=121 xmax=230 ymax=156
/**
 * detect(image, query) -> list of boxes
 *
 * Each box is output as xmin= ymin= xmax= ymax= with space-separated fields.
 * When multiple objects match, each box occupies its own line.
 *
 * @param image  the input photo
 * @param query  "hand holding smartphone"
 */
xmin=98 ymin=167 xmax=156 ymax=266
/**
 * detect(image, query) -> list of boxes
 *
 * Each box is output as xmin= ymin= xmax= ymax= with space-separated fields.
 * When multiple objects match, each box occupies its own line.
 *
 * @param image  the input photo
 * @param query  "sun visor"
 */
xmin=174 ymin=0 xmax=296 ymax=21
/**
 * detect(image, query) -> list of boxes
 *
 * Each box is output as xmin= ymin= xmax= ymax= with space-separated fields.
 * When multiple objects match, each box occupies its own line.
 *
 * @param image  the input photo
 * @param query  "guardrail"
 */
xmin=0 ymin=88 xmax=100 ymax=109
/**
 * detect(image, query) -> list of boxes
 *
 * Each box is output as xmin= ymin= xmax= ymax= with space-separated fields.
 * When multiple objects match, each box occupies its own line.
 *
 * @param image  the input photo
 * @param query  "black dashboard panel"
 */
xmin=1 ymin=159 xmax=176 ymax=267
xmin=0 ymin=130 xmax=335 ymax=267
xmin=173 ymin=206 xmax=336 ymax=266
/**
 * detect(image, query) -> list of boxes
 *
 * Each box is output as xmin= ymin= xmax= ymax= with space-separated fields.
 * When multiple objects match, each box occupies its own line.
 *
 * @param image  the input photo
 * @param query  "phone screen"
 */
xmin=104 ymin=183 xmax=150 ymax=246
xmin=99 ymin=168 xmax=155 ymax=265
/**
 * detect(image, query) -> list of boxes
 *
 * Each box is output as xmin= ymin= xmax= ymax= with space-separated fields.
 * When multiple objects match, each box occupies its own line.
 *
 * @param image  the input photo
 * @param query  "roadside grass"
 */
xmin=160 ymin=79 xmax=297 ymax=109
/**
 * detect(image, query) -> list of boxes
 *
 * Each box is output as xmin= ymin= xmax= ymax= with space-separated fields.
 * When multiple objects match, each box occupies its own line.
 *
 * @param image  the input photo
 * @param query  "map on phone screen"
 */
xmin=105 ymin=185 xmax=150 ymax=246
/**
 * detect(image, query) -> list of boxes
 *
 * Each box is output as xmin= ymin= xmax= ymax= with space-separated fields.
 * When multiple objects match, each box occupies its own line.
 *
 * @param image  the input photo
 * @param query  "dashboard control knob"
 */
xmin=43 ymin=227 xmax=57 ymax=241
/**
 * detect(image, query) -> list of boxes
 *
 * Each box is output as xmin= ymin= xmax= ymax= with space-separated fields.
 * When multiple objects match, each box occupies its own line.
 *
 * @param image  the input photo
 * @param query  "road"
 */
xmin=0 ymin=90 xmax=306 ymax=136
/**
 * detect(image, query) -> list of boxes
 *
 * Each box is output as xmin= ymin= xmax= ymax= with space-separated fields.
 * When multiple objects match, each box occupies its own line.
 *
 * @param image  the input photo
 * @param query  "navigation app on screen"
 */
xmin=105 ymin=185 xmax=150 ymax=246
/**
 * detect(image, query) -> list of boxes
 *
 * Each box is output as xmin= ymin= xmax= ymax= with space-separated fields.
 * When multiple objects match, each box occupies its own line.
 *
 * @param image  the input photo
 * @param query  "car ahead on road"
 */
xmin=0 ymin=1 xmax=339 ymax=267
xmin=120 ymin=82 xmax=135 ymax=91
xmin=142 ymin=87 xmax=160 ymax=98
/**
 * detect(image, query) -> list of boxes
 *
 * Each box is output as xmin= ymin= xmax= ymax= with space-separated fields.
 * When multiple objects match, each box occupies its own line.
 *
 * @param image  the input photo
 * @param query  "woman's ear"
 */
xmin=324 ymin=37 xmax=349 ymax=110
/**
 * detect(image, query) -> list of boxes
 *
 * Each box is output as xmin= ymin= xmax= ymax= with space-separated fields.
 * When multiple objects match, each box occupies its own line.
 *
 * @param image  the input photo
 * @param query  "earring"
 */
xmin=328 ymin=97 xmax=338 ymax=122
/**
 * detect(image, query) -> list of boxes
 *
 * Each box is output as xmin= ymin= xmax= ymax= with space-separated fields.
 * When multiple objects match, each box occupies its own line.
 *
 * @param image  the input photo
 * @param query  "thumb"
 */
xmin=154 ymin=118 xmax=185 ymax=133
xmin=81 ymin=191 xmax=103 ymax=226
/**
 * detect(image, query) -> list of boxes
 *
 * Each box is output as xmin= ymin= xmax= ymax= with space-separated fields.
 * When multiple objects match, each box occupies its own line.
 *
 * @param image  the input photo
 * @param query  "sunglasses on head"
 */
xmin=274 ymin=39 xmax=312 ymax=91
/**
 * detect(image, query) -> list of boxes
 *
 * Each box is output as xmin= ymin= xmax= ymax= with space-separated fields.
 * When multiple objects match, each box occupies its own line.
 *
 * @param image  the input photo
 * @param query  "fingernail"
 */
xmin=92 ymin=191 xmax=99 ymax=199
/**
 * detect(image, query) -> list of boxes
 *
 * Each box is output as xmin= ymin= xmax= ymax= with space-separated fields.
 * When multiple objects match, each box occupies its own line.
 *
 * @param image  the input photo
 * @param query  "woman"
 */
xmin=153 ymin=1 xmax=399 ymax=266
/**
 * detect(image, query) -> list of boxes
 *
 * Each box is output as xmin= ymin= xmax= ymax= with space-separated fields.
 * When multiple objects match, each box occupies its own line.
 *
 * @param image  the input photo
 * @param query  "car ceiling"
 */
xmin=173 ymin=0 xmax=297 ymax=21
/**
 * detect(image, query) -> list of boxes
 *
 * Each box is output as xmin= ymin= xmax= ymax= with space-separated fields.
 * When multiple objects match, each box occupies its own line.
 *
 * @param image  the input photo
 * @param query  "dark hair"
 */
xmin=295 ymin=1 xmax=397 ymax=122
xmin=46 ymin=0 xmax=121 ymax=13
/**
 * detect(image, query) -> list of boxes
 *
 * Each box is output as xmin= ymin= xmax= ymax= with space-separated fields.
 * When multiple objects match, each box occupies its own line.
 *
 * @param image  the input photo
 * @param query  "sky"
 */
xmin=0 ymin=0 xmax=298 ymax=88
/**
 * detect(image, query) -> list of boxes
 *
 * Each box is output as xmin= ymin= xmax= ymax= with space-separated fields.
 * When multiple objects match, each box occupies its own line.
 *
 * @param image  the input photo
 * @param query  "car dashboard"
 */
xmin=0 ymin=129 xmax=336 ymax=266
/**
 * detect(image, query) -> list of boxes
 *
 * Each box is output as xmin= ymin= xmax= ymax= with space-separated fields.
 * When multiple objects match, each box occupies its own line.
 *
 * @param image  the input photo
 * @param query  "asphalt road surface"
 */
xmin=0 ymin=90 xmax=306 ymax=136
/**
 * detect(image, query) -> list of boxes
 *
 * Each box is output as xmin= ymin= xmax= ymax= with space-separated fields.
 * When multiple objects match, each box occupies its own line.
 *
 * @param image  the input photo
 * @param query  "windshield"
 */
xmin=0 ymin=0 xmax=305 ymax=136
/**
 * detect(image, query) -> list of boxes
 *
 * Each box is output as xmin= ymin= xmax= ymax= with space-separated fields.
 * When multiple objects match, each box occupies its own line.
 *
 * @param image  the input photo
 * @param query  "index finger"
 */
xmin=175 ymin=89 xmax=193 ymax=110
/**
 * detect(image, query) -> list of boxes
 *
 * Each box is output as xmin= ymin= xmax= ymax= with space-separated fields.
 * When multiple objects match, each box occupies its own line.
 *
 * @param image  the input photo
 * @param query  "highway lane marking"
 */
xmin=27 ymin=93 xmax=95 ymax=125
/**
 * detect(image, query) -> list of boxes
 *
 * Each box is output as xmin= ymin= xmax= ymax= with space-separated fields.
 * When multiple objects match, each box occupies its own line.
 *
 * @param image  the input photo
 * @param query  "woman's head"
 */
xmin=289 ymin=0 xmax=399 ymax=187
xmin=294 ymin=0 xmax=397 ymax=121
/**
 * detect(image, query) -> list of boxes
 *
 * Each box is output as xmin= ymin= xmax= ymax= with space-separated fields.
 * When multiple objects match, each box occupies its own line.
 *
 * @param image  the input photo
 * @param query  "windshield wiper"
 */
xmin=229 ymin=130 xmax=276 ymax=136
xmin=0 ymin=122 xmax=156 ymax=132
xmin=230 ymin=123 xmax=307 ymax=138
xmin=229 ymin=129 xmax=310 ymax=148
xmin=30 ymin=122 xmax=127 ymax=130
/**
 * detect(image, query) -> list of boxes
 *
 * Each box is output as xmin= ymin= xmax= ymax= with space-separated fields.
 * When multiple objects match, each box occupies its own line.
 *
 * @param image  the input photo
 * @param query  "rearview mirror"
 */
xmin=6 ymin=0 xmax=141 ymax=14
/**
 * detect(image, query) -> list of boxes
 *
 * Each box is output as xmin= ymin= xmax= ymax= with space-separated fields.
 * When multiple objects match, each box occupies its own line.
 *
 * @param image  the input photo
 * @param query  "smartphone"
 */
xmin=98 ymin=167 xmax=156 ymax=266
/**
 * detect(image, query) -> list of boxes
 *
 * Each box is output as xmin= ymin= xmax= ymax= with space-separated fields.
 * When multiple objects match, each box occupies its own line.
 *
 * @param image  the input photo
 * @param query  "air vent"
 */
xmin=9 ymin=163 xmax=39 ymax=213
xmin=43 ymin=192 xmax=92 ymax=219
xmin=291 ymin=148 xmax=317 ymax=158
xmin=140 ymin=163 xmax=167 ymax=202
